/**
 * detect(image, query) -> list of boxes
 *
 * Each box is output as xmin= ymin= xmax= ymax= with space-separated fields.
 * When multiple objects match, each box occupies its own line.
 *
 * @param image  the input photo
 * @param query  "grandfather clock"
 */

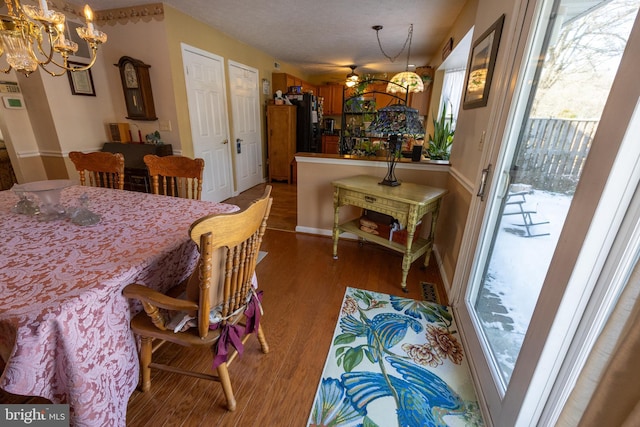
xmin=116 ymin=56 xmax=157 ymax=121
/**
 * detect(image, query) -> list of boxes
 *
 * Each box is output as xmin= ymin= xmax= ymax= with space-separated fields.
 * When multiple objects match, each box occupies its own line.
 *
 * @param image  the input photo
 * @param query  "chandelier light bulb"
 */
xmin=0 ymin=0 xmax=107 ymax=76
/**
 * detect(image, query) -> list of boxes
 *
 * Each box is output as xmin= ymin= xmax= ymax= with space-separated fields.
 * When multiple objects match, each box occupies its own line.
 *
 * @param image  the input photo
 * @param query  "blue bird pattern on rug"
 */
xmin=307 ymin=287 xmax=484 ymax=427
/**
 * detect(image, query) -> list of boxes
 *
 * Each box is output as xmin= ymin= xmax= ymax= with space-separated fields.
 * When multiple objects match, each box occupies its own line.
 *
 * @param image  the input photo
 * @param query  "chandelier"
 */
xmin=372 ymin=24 xmax=424 ymax=95
xmin=0 ymin=0 xmax=107 ymax=76
xmin=345 ymin=65 xmax=359 ymax=87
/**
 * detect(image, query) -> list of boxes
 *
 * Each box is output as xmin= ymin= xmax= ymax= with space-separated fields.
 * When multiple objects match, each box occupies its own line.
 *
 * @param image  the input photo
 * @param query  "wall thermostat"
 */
xmin=2 ymin=96 xmax=24 ymax=109
xmin=0 ymin=81 xmax=20 ymax=93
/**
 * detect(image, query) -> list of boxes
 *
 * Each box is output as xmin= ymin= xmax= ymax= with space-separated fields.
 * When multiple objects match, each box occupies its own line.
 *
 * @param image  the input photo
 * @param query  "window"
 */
xmin=439 ymin=67 xmax=466 ymax=128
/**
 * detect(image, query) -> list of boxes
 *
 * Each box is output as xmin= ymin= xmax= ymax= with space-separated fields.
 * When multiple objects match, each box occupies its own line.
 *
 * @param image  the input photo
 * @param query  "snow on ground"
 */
xmin=476 ymin=190 xmax=572 ymax=381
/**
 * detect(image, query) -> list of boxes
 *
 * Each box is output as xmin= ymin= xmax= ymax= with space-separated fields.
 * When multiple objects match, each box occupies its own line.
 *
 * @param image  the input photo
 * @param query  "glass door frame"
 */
xmin=451 ymin=0 xmax=640 ymax=425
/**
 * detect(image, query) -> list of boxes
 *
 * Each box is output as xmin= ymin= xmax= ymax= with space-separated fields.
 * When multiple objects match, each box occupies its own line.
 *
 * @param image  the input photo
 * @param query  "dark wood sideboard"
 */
xmin=101 ymin=143 xmax=172 ymax=192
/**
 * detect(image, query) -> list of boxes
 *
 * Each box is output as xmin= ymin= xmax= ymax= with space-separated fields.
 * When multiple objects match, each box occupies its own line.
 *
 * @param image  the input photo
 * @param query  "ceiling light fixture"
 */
xmin=0 ymin=0 xmax=107 ymax=77
xmin=345 ymin=65 xmax=359 ymax=87
xmin=372 ymin=24 xmax=424 ymax=95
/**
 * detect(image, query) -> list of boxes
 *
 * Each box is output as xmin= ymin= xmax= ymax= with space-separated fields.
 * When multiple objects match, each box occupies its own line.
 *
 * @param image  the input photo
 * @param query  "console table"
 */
xmin=332 ymin=175 xmax=448 ymax=292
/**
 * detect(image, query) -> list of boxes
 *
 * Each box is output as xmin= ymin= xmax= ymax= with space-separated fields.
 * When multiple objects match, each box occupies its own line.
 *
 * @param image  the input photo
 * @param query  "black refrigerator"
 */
xmin=286 ymin=93 xmax=322 ymax=153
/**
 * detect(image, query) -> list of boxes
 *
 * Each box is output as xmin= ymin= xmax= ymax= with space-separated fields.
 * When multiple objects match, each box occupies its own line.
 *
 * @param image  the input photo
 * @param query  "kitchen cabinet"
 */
xmin=368 ymin=83 xmax=400 ymax=110
xmin=272 ymin=72 xmax=317 ymax=95
xmin=330 ymin=85 xmax=343 ymax=114
xmin=272 ymin=73 xmax=298 ymax=94
xmin=318 ymin=84 xmax=343 ymax=115
xmin=322 ymin=135 xmax=340 ymax=154
xmin=267 ymin=105 xmax=297 ymax=183
xmin=318 ymin=85 xmax=332 ymax=113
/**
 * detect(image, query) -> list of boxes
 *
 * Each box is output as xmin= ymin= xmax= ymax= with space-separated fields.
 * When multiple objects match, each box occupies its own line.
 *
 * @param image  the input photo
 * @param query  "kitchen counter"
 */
xmin=295 ymin=151 xmax=451 ymax=166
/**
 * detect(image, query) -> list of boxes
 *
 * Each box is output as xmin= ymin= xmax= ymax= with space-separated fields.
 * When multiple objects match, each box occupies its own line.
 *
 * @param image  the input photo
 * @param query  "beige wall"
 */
xmin=1 ymin=5 xmax=308 ymax=190
xmin=163 ymin=4 xmax=308 ymax=165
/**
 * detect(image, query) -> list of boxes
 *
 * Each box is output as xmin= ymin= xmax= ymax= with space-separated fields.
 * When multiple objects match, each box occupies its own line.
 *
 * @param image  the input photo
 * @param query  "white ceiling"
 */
xmin=79 ymin=0 xmax=467 ymax=78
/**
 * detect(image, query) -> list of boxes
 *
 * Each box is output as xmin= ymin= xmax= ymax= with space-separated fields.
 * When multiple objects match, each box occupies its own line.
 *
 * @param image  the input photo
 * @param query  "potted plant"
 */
xmin=427 ymin=103 xmax=454 ymax=160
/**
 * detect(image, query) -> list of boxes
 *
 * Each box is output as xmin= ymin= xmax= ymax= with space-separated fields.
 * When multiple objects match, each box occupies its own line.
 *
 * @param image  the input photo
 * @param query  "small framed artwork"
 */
xmin=67 ymin=62 xmax=96 ymax=96
xmin=462 ymin=14 xmax=505 ymax=109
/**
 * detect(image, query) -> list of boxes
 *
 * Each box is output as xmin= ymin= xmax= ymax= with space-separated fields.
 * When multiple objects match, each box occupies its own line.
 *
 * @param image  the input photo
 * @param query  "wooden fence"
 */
xmin=514 ymin=118 xmax=598 ymax=193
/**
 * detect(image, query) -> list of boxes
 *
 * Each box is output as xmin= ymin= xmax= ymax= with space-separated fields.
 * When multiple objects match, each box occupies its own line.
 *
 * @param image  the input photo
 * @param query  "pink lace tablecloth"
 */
xmin=0 ymin=185 xmax=238 ymax=426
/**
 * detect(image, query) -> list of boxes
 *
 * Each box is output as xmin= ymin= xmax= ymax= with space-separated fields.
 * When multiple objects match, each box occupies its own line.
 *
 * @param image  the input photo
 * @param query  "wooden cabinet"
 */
xmin=318 ymin=84 xmax=344 ymax=115
xmin=318 ymin=85 xmax=332 ymax=113
xmin=301 ymin=80 xmax=317 ymax=95
xmin=368 ymin=83 xmax=402 ymax=110
xmin=322 ymin=135 xmax=339 ymax=154
xmin=272 ymin=73 xmax=297 ymax=94
xmin=330 ymin=85 xmax=343 ymax=115
xmin=272 ymin=72 xmax=317 ymax=95
xmin=267 ymin=105 xmax=297 ymax=183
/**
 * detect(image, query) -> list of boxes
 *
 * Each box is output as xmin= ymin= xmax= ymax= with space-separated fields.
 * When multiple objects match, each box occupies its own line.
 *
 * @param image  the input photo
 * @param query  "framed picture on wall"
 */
xmin=67 ymin=62 xmax=96 ymax=96
xmin=462 ymin=14 xmax=505 ymax=109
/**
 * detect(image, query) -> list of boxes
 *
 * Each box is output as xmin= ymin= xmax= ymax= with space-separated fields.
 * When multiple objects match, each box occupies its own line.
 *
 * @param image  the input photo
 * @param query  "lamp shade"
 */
xmin=387 ymin=71 xmax=424 ymax=94
xmin=368 ymin=105 xmax=425 ymax=137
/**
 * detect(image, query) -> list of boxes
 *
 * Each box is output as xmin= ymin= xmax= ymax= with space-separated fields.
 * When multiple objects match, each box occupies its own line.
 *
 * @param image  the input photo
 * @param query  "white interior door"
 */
xmin=181 ymin=44 xmax=233 ymax=202
xmin=453 ymin=1 xmax=640 ymax=425
xmin=228 ymin=61 xmax=263 ymax=193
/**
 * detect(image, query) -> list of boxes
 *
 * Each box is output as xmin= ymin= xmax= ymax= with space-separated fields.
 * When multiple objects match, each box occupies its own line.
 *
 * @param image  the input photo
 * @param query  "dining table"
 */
xmin=0 ymin=184 xmax=239 ymax=426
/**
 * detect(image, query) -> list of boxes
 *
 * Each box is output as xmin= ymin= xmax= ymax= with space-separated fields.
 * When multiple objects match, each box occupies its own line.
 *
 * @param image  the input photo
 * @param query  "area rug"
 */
xmin=307 ymin=287 xmax=484 ymax=427
xmin=421 ymin=281 xmax=440 ymax=304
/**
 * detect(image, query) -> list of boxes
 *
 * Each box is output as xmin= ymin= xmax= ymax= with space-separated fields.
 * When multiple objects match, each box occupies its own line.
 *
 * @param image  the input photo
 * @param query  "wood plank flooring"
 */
xmin=1 ymin=181 xmax=447 ymax=426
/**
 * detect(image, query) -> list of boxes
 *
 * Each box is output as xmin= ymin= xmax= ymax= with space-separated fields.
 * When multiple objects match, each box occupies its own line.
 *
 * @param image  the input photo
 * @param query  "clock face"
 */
xmin=124 ymin=62 xmax=138 ymax=88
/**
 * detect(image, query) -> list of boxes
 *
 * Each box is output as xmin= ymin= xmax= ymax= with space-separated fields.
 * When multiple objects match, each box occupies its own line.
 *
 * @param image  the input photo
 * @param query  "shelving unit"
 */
xmin=340 ymin=78 xmax=408 ymax=155
xmin=331 ymin=175 xmax=448 ymax=292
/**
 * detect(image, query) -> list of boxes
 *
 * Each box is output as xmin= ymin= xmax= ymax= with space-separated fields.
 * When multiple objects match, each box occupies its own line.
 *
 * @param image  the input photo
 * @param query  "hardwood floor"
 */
xmin=1 ymin=181 xmax=447 ymax=426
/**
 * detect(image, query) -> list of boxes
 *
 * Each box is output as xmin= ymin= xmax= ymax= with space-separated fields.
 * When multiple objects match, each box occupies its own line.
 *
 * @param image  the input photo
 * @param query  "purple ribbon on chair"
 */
xmin=210 ymin=290 xmax=264 ymax=369
xmin=211 ymin=323 xmax=244 ymax=369
xmin=244 ymin=290 xmax=263 ymax=335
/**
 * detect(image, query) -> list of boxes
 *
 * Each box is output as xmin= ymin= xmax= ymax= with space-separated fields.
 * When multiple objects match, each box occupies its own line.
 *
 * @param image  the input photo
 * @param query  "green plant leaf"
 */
xmin=363 ymin=416 xmax=380 ymax=427
xmin=343 ymin=347 xmax=364 ymax=372
xmin=428 ymin=102 xmax=455 ymax=160
xmin=334 ymin=333 xmax=357 ymax=345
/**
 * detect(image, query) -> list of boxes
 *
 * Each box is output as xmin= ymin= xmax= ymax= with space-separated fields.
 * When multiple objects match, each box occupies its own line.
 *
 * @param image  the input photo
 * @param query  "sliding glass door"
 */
xmin=455 ymin=0 xmax=640 ymax=424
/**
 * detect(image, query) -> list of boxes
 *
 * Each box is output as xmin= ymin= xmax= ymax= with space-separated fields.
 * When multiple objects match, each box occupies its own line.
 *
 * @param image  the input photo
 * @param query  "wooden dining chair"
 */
xmin=123 ymin=186 xmax=272 ymax=411
xmin=69 ymin=151 xmax=125 ymax=190
xmin=143 ymin=154 xmax=205 ymax=200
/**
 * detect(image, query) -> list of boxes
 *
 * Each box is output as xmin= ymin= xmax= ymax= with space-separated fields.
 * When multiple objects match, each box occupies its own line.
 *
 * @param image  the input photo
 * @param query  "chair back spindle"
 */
xmin=69 ymin=151 xmax=125 ymax=190
xmin=144 ymin=155 xmax=204 ymax=200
